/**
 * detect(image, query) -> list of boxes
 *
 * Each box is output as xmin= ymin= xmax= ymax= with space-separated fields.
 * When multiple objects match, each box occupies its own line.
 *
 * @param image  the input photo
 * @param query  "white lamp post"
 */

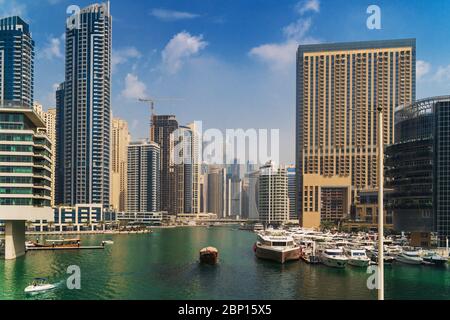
xmin=377 ymin=107 xmax=384 ymax=301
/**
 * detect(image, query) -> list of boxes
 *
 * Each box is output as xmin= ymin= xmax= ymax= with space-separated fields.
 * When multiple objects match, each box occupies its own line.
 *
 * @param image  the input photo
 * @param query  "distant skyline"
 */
xmin=2 ymin=0 xmax=450 ymax=164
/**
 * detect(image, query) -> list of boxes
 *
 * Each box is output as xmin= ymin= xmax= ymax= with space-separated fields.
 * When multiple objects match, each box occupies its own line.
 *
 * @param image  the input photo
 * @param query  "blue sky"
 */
xmin=2 ymin=0 xmax=450 ymax=164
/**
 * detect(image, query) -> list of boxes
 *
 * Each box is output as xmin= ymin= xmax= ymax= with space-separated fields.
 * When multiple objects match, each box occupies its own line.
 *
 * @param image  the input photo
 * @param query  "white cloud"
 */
xmin=121 ymin=73 xmax=147 ymax=99
xmin=433 ymin=65 xmax=450 ymax=82
xmin=250 ymin=41 xmax=299 ymax=71
xmin=150 ymin=8 xmax=200 ymax=21
xmin=40 ymin=35 xmax=64 ymax=60
xmin=0 ymin=0 xmax=27 ymax=18
xmin=112 ymin=47 xmax=142 ymax=73
xmin=162 ymin=31 xmax=208 ymax=74
xmin=417 ymin=60 xmax=431 ymax=81
xmin=295 ymin=0 xmax=320 ymax=15
xmin=250 ymin=17 xmax=319 ymax=71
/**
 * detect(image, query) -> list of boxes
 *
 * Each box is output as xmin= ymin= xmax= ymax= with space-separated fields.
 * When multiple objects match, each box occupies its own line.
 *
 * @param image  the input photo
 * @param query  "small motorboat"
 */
xmin=102 ymin=240 xmax=114 ymax=245
xmin=24 ymin=278 xmax=56 ymax=294
xmin=200 ymin=247 xmax=219 ymax=265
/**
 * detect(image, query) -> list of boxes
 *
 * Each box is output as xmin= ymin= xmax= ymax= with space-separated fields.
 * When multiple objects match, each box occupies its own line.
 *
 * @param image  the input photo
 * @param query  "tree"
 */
xmin=26 ymin=221 xmax=34 ymax=232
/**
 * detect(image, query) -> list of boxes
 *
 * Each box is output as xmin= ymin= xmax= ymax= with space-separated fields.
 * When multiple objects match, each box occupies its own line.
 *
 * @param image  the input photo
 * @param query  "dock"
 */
xmin=26 ymin=246 xmax=105 ymax=251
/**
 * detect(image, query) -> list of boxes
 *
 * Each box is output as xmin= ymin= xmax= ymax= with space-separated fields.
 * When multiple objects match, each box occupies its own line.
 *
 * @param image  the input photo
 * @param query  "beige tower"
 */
xmin=110 ymin=118 xmax=130 ymax=212
xmin=296 ymin=39 xmax=416 ymax=228
xmin=33 ymin=103 xmax=56 ymax=206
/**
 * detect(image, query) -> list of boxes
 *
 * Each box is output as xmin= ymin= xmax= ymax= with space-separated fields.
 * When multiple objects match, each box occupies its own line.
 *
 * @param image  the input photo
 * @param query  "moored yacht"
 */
xmin=319 ymin=248 xmax=348 ymax=268
xmin=254 ymin=231 xmax=301 ymax=264
xmin=345 ymin=248 xmax=370 ymax=267
xmin=395 ymin=251 xmax=423 ymax=265
xmin=421 ymin=251 xmax=448 ymax=266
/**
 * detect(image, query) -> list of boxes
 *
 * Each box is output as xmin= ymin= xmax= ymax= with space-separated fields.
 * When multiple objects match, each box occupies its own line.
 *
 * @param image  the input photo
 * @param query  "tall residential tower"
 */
xmin=296 ymin=39 xmax=416 ymax=228
xmin=0 ymin=16 xmax=34 ymax=107
xmin=59 ymin=2 xmax=112 ymax=206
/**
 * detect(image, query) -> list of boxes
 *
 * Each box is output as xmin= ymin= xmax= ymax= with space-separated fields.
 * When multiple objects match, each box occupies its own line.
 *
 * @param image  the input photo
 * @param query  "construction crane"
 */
xmin=138 ymin=97 xmax=182 ymax=141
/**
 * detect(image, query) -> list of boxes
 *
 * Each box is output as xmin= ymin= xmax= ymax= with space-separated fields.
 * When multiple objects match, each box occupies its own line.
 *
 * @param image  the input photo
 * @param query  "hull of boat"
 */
xmin=255 ymin=245 xmax=300 ymax=264
xmin=320 ymin=256 xmax=348 ymax=268
xmin=200 ymin=252 xmax=219 ymax=265
xmin=396 ymin=255 xmax=423 ymax=265
xmin=24 ymin=284 xmax=56 ymax=293
xmin=348 ymin=258 xmax=370 ymax=267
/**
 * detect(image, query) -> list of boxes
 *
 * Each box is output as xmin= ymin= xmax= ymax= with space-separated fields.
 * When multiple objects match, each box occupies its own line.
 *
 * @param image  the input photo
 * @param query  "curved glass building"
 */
xmin=386 ymin=96 xmax=450 ymax=244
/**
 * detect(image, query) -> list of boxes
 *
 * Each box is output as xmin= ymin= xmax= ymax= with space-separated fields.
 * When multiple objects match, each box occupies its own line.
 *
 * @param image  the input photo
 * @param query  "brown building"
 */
xmin=296 ymin=39 xmax=416 ymax=228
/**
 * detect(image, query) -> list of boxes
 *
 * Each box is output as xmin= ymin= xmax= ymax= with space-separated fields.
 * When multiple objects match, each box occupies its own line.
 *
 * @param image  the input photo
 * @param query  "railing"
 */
xmin=0 ymin=100 xmax=32 ymax=110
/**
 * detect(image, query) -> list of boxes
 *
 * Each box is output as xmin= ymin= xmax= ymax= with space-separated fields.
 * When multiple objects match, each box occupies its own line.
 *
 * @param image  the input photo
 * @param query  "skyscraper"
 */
xmin=207 ymin=166 xmax=227 ymax=218
xmin=258 ymin=163 xmax=289 ymax=225
xmin=110 ymin=118 xmax=130 ymax=212
xmin=55 ymin=82 xmax=65 ymax=205
xmin=296 ymin=39 xmax=416 ymax=228
xmin=386 ymin=96 xmax=450 ymax=246
xmin=286 ymin=165 xmax=296 ymax=221
xmin=60 ymin=2 xmax=112 ymax=206
xmin=0 ymin=16 xmax=34 ymax=107
xmin=33 ymin=103 xmax=56 ymax=206
xmin=173 ymin=124 xmax=201 ymax=214
xmin=152 ymin=115 xmax=178 ymax=214
xmin=127 ymin=140 xmax=160 ymax=213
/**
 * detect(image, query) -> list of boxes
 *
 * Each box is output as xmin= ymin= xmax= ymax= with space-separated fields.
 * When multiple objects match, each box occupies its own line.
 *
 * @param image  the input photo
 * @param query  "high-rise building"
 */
xmin=0 ymin=102 xmax=53 ymax=259
xmin=286 ymin=165 xmax=296 ymax=221
xmin=152 ymin=115 xmax=178 ymax=214
xmin=258 ymin=163 xmax=289 ymax=225
xmin=296 ymin=39 xmax=416 ymax=228
xmin=33 ymin=103 xmax=56 ymax=206
xmin=172 ymin=123 xmax=201 ymax=214
xmin=207 ymin=166 xmax=227 ymax=218
xmin=386 ymin=96 xmax=450 ymax=246
xmin=110 ymin=118 xmax=130 ymax=212
xmin=127 ymin=140 xmax=160 ymax=213
xmin=0 ymin=16 xmax=34 ymax=107
xmin=242 ymin=170 xmax=259 ymax=220
xmin=55 ymin=82 xmax=65 ymax=205
xmin=60 ymin=2 xmax=112 ymax=206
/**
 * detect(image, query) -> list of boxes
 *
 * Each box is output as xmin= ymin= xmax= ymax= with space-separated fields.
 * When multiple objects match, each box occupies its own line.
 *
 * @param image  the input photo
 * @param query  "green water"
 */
xmin=1 ymin=227 xmax=449 ymax=300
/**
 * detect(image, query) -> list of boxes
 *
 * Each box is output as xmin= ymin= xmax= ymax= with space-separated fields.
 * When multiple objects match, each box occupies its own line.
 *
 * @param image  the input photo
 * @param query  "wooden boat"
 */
xmin=199 ymin=247 xmax=219 ymax=265
xmin=29 ymin=238 xmax=81 ymax=249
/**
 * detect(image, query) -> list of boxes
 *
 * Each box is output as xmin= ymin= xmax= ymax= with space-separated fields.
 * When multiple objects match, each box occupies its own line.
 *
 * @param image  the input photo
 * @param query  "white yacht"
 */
xmin=395 ymin=251 xmax=423 ymax=265
xmin=24 ymin=278 xmax=56 ymax=294
xmin=345 ymin=248 xmax=370 ymax=267
xmin=319 ymin=248 xmax=348 ymax=268
xmin=254 ymin=231 xmax=301 ymax=264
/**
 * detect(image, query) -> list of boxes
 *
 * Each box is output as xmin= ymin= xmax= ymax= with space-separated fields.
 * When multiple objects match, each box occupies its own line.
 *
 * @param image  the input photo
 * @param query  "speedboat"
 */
xmin=319 ymin=248 xmax=348 ymax=268
xmin=102 ymin=240 xmax=114 ymax=245
xmin=422 ymin=251 xmax=448 ymax=266
xmin=396 ymin=251 xmax=423 ymax=265
xmin=254 ymin=231 xmax=301 ymax=264
xmin=345 ymin=248 xmax=370 ymax=267
xmin=24 ymin=278 xmax=56 ymax=294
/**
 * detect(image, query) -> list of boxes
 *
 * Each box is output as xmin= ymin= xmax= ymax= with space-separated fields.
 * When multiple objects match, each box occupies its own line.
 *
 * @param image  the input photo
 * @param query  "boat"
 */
xmin=28 ymin=238 xmax=81 ymax=249
xmin=199 ymin=247 xmax=219 ymax=265
xmin=299 ymin=240 xmax=320 ymax=264
xmin=24 ymin=278 xmax=56 ymax=294
xmin=253 ymin=223 xmax=264 ymax=232
xmin=102 ymin=240 xmax=114 ymax=245
xmin=366 ymin=249 xmax=395 ymax=264
xmin=254 ymin=231 xmax=301 ymax=264
xmin=395 ymin=251 xmax=423 ymax=265
xmin=421 ymin=251 xmax=448 ymax=266
xmin=345 ymin=248 xmax=370 ymax=267
xmin=319 ymin=248 xmax=348 ymax=268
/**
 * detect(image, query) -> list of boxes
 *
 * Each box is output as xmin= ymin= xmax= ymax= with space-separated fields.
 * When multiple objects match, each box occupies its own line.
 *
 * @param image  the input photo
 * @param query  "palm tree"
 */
xmin=98 ymin=220 xmax=105 ymax=232
xmin=67 ymin=221 xmax=74 ymax=232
